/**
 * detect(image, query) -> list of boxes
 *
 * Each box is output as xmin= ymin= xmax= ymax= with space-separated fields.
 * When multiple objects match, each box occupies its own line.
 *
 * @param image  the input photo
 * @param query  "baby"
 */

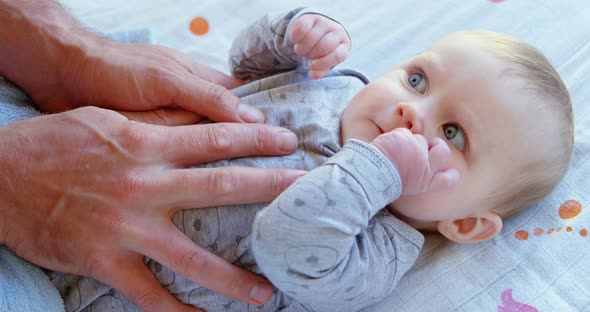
xmin=51 ymin=7 xmax=574 ymax=312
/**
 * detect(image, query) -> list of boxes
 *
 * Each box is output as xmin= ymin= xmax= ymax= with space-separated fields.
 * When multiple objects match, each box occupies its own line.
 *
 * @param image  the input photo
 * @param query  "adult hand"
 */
xmin=0 ymin=0 xmax=260 ymax=123
xmin=0 ymin=107 xmax=303 ymax=312
xmin=56 ymin=40 xmax=261 ymax=123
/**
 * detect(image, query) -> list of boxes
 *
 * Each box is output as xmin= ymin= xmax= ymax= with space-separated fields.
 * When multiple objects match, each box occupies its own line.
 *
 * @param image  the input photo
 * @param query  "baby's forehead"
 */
xmin=476 ymin=93 xmax=551 ymax=162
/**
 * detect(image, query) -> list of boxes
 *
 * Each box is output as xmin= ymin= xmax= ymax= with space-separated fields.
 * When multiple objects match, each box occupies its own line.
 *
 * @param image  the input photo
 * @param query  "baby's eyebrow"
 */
xmin=416 ymin=52 xmax=443 ymax=75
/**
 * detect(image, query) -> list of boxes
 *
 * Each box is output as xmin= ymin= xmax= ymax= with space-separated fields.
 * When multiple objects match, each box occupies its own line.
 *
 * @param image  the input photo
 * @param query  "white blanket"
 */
xmin=60 ymin=1 xmax=590 ymax=311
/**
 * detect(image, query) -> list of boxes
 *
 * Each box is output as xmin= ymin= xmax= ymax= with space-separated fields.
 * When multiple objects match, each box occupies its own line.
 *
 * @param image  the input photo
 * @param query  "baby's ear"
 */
xmin=436 ymin=213 xmax=502 ymax=243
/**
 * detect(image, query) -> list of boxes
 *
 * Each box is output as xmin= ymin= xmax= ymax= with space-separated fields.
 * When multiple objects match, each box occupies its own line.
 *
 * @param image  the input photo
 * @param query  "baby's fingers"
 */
xmin=290 ymin=14 xmax=315 ymax=44
xmin=308 ymin=44 xmax=349 ymax=73
xmin=427 ymin=137 xmax=451 ymax=172
xmin=306 ymin=31 xmax=347 ymax=60
xmin=427 ymin=168 xmax=460 ymax=193
xmin=292 ymin=15 xmax=348 ymax=58
xmin=426 ymin=137 xmax=458 ymax=192
xmin=309 ymin=69 xmax=330 ymax=80
xmin=293 ymin=24 xmax=325 ymax=57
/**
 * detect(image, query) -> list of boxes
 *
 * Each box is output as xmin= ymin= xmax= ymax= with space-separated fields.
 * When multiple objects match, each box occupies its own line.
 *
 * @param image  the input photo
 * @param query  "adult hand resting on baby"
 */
xmin=0 ymin=1 xmax=303 ymax=311
xmin=2 ymin=9 xmax=262 ymax=124
xmin=372 ymin=128 xmax=461 ymax=195
xmin=0 ymin=107 xmax=302 ymax=312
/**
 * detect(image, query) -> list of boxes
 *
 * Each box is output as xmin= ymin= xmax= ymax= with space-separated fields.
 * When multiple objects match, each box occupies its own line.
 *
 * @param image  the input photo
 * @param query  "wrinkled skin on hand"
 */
xmin=43 ymin=38 xmax=260 ymax=123
xmin=0 ymin=107 xmax=303 ymax=311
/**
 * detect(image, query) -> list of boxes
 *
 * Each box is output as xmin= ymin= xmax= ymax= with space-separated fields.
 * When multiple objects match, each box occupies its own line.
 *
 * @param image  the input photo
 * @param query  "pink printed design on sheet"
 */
xmin=497 ymin=289 xmax=538 ymax=312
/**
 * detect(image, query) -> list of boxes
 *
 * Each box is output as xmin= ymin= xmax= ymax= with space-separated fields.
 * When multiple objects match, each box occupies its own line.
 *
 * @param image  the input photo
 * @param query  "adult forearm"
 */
xmin=0 ymin=0 xmax=95 ymax=104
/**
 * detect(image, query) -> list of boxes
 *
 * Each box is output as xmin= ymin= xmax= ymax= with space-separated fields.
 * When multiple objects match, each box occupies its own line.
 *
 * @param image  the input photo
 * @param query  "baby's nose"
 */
xmin=396 ymin=102 xmax=423 ymax=134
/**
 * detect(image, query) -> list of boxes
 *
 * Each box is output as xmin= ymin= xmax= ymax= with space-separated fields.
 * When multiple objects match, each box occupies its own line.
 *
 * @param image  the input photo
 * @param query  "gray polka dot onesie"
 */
xmin=49 ymin=7 xmax=424 ymax=312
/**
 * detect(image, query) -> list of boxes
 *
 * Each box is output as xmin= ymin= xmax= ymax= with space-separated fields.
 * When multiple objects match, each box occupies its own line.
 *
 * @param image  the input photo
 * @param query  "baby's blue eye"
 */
xmin=408 ymin=72 xmax=427 ymax=94
xmin=443 ymin=123 xmax=465 ymax=151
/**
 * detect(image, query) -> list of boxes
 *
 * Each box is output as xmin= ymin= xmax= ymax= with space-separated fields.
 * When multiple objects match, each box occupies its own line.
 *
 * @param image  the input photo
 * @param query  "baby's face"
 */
xmin=341 ymin=33 xmax=547 ymax=228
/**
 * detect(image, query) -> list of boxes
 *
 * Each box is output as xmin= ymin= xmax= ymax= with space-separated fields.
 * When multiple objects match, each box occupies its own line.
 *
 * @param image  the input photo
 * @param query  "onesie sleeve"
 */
xmin=251 ymin=139 xmax=424 ymax=312
xmin=228 ymin=7 xmax=350 ymax=82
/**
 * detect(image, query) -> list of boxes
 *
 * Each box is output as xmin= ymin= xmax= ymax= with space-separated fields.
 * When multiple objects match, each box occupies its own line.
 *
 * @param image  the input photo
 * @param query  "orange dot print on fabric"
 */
xmin=190 ymin=17 xmax=210 ymax=36
xmin=514 ymin=199 xmax=584 ymax=240
xmin=559 ymin=200 xmax=582 ymax=219
xmin=515 ymin=230 xmax=529 ymax=240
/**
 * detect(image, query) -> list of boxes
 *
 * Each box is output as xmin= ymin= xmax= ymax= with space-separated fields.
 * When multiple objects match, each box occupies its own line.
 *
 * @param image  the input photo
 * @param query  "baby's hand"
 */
xmin=371 ymin=128 xmax=460 ymax=195
xmin=290 ymin=14 xmax=351 ymax=79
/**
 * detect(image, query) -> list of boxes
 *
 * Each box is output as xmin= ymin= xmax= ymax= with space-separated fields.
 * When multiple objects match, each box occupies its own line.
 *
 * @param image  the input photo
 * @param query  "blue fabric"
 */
xmin=0 ymin=246 xmax=65 ymax=312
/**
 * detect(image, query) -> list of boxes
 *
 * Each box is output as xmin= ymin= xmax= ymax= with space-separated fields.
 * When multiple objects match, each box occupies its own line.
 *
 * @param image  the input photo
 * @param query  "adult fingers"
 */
xmin=135 ymin=224 xmax=275 ymax=306
xmin=172 ymin=75 xmax=264 ymax=123
xmin=120 ymin=109 xmax=202 ymax=126
xmin=151 ymin=167 xmax=306 ymax=209
xmin=187 ymin=61 xmax=243 ymax=90
xmin=99 ymin=256 xmax=203 ymax=312
xmin=164 ymin=46 xmax=243 ymax=91
xmin=152 ymin=123 xmax=299 ymax=165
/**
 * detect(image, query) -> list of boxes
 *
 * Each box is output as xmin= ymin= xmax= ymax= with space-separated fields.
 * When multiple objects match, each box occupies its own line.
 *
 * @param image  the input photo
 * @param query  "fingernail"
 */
xmin=293 ymin=170 xmax=307 ymax=178
xmin=250 ymin=282 xmax=274 ymax=304
xmin=238 ymin=103 xmax=264 ymax=123
xmin=277 ymin=130 xmax=298 ymax=152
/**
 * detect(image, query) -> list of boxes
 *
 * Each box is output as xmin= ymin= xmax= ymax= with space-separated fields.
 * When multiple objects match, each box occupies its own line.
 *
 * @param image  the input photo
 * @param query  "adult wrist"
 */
xmin=0 ymin=128 xmax=18 ymax=245
xmin=0 ymin=1 xmax=98 ymax=108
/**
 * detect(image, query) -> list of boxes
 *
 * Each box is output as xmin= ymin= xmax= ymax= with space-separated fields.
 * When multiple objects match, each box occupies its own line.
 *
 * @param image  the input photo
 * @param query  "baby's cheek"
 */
xmin=447 ymin=155 xmax=468 ymax=183
xmin=400 ymin=189 xmax=476 ymax=223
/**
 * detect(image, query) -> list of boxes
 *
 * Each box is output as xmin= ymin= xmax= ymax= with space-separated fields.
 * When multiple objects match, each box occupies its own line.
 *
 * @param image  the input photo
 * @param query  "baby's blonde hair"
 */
xmin=460 ymin=30 xmax=574 ymax=218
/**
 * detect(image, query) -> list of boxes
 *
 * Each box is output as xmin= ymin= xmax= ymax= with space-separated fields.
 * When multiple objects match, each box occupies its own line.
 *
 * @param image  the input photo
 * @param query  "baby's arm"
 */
xmin=229 ymin=8 xmax=350 ymax=82
xmin=251 ymin=140 xmax=415 ymax=311
xmin=252 ymin=131 xmax=459 ymax=311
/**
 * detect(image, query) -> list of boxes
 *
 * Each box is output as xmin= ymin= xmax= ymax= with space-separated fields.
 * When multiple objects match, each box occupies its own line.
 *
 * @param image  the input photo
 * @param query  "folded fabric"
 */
xmin=0 ymin=78 xmax=41 ymax=126
xmin=0 ymin=246 xmax=65 ymax=312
